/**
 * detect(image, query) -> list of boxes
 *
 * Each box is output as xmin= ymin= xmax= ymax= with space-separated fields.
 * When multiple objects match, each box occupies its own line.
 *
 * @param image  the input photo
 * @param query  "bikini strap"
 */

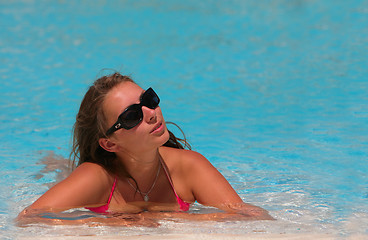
xmin=159 ymin=155 xmax=191 ymax=211
xmin=107 ymin=178 xmax=117 ymax=203
xmin=158 ymin=156 xmax=180 ymax=199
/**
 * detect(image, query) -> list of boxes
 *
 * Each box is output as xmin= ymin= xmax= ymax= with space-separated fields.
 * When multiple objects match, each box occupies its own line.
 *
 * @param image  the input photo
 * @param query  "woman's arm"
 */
xmin=16 ymin=208 xmax=159 ymax=227
xmin=18 ymin=163 xmax=113 ymax=218
xmin=181 ymin=150 xmax=273 ymax=220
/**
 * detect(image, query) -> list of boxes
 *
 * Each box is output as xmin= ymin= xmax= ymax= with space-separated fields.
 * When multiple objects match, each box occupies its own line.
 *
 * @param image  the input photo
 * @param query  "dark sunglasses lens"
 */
xmin=120 ymin=105 xmax=143 ymax=129
xmin=142 ymin=88 xmax=160 ymax=109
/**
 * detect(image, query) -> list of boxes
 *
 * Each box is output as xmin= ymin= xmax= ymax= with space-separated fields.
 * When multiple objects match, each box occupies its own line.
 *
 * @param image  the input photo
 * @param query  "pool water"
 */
xmin=1 ymin=0 xmax=368 ymax=238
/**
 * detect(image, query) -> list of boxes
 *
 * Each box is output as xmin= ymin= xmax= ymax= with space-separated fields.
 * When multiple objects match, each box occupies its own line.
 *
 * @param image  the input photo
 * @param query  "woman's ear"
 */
xmin=99 ymin=138 xmax=119 ymax=152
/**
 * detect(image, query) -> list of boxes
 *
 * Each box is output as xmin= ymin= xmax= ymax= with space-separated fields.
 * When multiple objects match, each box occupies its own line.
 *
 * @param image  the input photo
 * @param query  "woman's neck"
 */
xmin=116 ymin=148 xmax=161 ymax=181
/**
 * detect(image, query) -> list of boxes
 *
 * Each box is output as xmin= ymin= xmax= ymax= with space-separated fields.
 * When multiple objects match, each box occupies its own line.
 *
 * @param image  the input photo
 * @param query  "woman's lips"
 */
xmin=150 ymin=122 xmax=164 ymax=134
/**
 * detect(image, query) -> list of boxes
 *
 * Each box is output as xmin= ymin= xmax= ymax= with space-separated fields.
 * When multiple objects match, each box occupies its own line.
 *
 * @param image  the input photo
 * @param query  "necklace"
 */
xmin=127 ymin=160 xmax=161 ymax=202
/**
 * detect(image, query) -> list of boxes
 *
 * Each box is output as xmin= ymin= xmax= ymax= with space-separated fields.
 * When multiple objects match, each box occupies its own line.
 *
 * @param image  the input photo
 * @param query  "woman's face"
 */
xmin=102 ymin=81 xmax=170 ymax=154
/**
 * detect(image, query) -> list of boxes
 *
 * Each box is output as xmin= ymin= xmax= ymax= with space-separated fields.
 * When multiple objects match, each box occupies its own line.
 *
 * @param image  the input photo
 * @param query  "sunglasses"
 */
xmin=105 ymin=87 xmax=160 ymax=135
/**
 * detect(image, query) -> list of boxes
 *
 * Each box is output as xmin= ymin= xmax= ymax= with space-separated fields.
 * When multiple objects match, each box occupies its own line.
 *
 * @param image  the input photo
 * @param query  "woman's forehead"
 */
xmin=111 ymin=82 xmax=143 ymax=100
xmin=103 ymin=82 xmax=143 ymax=118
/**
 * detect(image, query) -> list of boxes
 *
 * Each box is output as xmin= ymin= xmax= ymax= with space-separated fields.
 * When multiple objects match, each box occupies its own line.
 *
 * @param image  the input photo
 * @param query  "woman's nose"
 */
xmin=142 ymin=106 xmax=157 ymax=123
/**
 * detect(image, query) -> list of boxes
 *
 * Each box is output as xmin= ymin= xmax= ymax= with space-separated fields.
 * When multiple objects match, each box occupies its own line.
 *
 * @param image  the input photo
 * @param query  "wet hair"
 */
xmin=70 ymin=72 xmax=190 ymax=179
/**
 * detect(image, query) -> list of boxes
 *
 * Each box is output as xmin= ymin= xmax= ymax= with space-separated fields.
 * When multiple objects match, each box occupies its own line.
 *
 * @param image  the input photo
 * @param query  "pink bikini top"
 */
xmin=85 ymin=178 xmax=117 ymax=213
xmin=161 ymin=159 xmax=191 ymax=212
xmin=86 ymin=161 xmax=190 ymax=213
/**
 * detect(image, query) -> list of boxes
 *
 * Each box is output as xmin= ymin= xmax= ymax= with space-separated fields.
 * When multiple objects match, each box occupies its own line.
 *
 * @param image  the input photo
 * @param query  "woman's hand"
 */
xmin=218 ymin=202 xmax=275 ymax=220
xmin=16 ymin=208 xmax=159 ymax=227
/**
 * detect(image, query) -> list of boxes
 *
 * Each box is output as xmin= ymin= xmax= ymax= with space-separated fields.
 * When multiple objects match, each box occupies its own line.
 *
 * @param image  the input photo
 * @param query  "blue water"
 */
xmin=1 ymin=0 xmax=368 ymax=238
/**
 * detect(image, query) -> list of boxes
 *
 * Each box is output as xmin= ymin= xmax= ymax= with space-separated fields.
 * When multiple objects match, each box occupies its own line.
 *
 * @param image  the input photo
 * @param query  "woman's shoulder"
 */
xmin=77 ymin=161 xmax=109 ymax=173
xmin=67 ymin=162 xmax=115 ymax=201
xmin=159 ymin=147 xmax=210 ymax=171
xmin=70 ymin=162 xmax=114 ymax=185
xmin=27 ymin=162 xmax=115 ymax=211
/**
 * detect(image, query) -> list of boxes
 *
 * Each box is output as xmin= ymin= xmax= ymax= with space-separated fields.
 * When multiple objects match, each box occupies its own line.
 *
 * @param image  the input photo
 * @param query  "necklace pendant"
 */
xmin=144 ymin=195 xmax=149 ymax=202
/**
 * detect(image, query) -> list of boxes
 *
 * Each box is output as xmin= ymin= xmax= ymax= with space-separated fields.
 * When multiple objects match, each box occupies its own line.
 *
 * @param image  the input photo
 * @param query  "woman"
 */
xmin=18 ymin=72 xmax=272 ymax=225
